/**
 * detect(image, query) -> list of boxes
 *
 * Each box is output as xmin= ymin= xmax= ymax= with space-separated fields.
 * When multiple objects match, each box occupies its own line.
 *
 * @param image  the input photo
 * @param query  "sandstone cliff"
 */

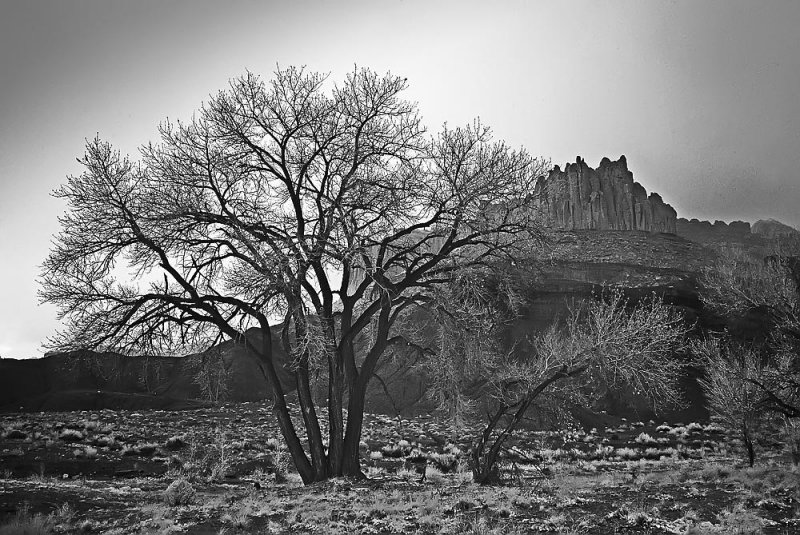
xmin=752 ymin=218 xmax=800 ymax=239
xmin=676 ymin=217 xmax=800 ymax=254
xmin=530 ymin=156 xmax=677 ymax=233
xmin=676 ymin=218 xmax=753 ymax=244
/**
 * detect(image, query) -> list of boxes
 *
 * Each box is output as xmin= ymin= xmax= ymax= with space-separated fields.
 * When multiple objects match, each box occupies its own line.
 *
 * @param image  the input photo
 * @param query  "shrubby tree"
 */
xmin=189 ymin=348 xmax=230 ymax=404
xmin=701 ymin=248 xmax=800 ymax=417
xmin=40 ymin=67 xmax=549 ymax=483
xmin=699 ymin=247 xmax=800 ymax=464
xmin=424 ymin=279 xmax=689 ymax=484
xmin=695 ymin=338 xmax=771 ymax=466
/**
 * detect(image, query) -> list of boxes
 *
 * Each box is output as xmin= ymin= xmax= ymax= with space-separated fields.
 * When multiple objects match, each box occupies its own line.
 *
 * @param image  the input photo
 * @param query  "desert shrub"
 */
xmin=208 ymin=429 xmax=231 ymax=481
xmin=91 ymin=435 xmax=115 ymax=448
xmin=615 ymin=447 xmax=641 ymax=460
xmin=454 ymin=461 xmax=473 ymax=484
xmin=428 ymin=452 xmax=458 ymax=472
xmin=643 ymin=447 xmax=664 ymax=460
xmin=176 ymin=430 xmax=231 ymax=482
xmin=164 ymin=435 xmax=186 ymax=451
xmin=634 ymin=432 xmax=658 ymax=445
xmin=270 ymin=447 xmax=290 ymax=483
xmin=715 ymin=504 xmax=768 ymax=534
xmin=698 ymin=465 xmax=731 ymax=482
xmin=163 ymin=478 xmax=195 ymax=506
xmin=452 ymin=515 xmax=524 ymax=535
xmin=380 ymin=444 xmax=405 ymax=458
xmin=593 ymin=445 xmax=615 ymax=460
xmin=394 ymin=466 xmax=419 ymax=480
xmin=137 ymin=443 xmax=159 ymax=456
xmin=81 ymin=419 xmax=101 ymax=432
xmin=783 ymin=418 xmax=800 ymax=465
xmin=425 ymin=466 xmax=446 ymax=485
xmin=221 ymin=508 xmax=251 ymax=530
xmin=0 ymin=504 xmax=54 ymax=535
xmin=58 ymin=429 xmax=84 ymax=443
xmin=51 ymin=503 xmax=75 ymax=526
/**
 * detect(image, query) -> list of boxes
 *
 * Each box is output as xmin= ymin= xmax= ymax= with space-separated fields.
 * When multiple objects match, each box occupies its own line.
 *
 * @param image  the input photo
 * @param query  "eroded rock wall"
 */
xmin=531 ymin=156 xmax=677 ymax=234
xmin=676 ymin=218 xmax=753 ymax=245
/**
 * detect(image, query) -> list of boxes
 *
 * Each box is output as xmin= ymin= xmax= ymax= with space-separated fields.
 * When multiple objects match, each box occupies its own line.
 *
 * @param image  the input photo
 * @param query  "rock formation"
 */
xmin=676 ymin=217 xmax=800 ymax=253
xmin=530 ymin=156 xmax=677 ymax=234
xmin=676 ymin=218 xmax=753 ymax=245
xmin=752 ymin=218 xmax=800 ymax=239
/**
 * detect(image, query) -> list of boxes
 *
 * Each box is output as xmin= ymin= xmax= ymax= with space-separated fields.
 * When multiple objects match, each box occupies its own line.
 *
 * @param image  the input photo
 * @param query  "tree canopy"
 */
xmin=40 ymin=67 xmax=549 ymax=483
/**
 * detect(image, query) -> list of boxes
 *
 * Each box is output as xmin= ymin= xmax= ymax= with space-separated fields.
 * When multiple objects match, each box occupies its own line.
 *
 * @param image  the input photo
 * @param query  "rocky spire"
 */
xmin=531 ymin=156 xmax=677 ymax=233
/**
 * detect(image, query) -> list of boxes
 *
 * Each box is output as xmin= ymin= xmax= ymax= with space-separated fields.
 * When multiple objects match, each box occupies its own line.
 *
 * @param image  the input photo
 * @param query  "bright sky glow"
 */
xmin=1 ymin=0 xmax=799 ymax=358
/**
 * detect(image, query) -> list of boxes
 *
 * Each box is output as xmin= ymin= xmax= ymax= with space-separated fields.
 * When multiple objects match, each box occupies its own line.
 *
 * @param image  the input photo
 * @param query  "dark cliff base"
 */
xmin=0 ymin=230 xmax=741 ymax=423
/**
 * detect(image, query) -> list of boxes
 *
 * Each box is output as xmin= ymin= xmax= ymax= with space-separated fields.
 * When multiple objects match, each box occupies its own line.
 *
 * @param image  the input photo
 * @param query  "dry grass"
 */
xmin=0 ymin=504 xmax=54 ymax=535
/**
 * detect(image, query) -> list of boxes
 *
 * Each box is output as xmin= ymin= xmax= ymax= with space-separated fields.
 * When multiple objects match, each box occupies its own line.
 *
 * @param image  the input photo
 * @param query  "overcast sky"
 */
xmin=1 ymin=0 xmax=799 ymax=358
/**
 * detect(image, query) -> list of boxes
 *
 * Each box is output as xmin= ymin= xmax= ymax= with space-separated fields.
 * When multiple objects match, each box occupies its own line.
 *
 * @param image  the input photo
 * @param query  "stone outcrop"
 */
xmin=530 ymin=156 xmax=677 ymax=233
xmin=676 ymin=217 xmax=800 ymax=253
xmin=752 ymin=218 xmax=799 ymax=239
xmin=676 ymin=218 xmax=752 ymax=245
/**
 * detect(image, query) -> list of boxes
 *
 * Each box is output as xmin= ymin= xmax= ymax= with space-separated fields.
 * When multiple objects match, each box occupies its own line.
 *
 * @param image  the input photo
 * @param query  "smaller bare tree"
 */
xmin=695 ymin=338 xmax=771 ymax=466
xmin=424 ymin=274 xmax=689 ymax=484
xmin=188 ymin=349 xmax=230 ymax=404
xmin=699 ymin=246 xmax=800 ymax=451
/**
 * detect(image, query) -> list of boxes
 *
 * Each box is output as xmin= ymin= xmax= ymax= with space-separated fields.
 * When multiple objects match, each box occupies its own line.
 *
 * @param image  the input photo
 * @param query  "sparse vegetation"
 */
xmin=162 ymin=478 xmax=195 ymax=506
xmin=0 ymin=504 xmax=54 ymax=535
xmin=1 ymin=404 xmax=797 ymax=533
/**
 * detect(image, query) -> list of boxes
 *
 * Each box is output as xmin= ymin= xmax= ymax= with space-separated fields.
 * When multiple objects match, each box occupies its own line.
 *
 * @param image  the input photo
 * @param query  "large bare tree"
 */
xmin=40 ymin=67 xmax=548 ymax=483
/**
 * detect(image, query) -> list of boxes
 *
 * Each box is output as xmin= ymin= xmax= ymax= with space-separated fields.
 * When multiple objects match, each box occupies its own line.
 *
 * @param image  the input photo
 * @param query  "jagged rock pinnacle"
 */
xmin=531 ymin=156 xmax=677 ymax=233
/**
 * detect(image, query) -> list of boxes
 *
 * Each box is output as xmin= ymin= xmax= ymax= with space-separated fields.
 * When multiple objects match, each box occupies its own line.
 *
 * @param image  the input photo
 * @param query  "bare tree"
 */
xmin=425 ymin=281 xmax=688 ymax=484
xmin=188 ymin=348 xmax=230 ymax=404
xmin=700 ymin=247 xmax=800 ymax=419
xmin=40 ymin=66 xmax=549 ymax=483
xmin=695 ymin=338 xmax=772 ymax=466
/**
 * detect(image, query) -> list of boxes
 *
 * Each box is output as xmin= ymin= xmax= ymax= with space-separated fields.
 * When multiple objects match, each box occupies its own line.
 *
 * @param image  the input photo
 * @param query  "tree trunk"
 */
xmin=341 ymin=379 xmax=367 ymax=479
xmin=252 ymin=329 xmax=315 ymax=484
xmin=326 ymin=316 xmax=345 ymax=476
xmin=742 ymin=424 xmax=755 ymax=467
xmin=281 ymin=313 xmax=328 ymax=481
xmin=472 ymin=405 xmax=506 ymax=484
xmin=339 ymin=297 xmax=393 ymax=479
xmin=295 ymin=362 xmax=328 ymax=481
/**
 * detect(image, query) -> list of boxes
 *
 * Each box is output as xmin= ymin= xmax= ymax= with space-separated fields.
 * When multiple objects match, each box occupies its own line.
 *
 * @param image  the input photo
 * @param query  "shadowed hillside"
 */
xmin=0 ymin=328 xmax=293 ymax=412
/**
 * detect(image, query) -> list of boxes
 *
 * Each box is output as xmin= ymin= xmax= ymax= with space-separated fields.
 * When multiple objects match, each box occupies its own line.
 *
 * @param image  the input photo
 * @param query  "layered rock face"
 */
xmin=530 ymin=156 xmax=677 ymax=234
xmin=676 ymin=218 xmax=753 ymax=246
xmin=676 ymin=217 xmax=800 ymax=253
xmin=752 ymin=218 xmax=800 ymax=239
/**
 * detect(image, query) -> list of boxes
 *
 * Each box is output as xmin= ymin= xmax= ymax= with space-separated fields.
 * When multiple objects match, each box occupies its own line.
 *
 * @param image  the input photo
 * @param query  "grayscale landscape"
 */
xmin=1 ymin=2 xmax=799 ymax=534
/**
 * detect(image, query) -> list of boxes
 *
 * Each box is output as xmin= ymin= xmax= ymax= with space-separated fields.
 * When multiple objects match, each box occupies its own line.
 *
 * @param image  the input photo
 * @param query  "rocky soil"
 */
xmin=1 ymin=403 xmax=798 ymax=533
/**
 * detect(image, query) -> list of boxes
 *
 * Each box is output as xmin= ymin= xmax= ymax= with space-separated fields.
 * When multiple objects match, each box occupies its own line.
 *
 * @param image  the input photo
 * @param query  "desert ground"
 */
xmin=0 ymin=403 xmax=798 ymax=534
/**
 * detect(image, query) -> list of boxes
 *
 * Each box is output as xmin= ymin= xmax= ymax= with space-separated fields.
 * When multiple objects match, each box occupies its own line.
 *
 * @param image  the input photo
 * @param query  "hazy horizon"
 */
xmin=2 ymin=0 xmax=799 ymax=359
